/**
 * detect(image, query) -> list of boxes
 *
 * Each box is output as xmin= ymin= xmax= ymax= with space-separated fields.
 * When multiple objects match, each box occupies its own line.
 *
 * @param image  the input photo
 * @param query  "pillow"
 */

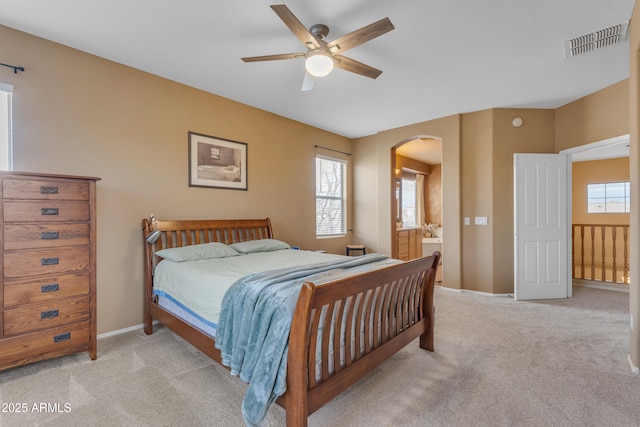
xmin=229 ymin=239 xmax=290 ymax=254
xmin=155 ymin=242 xmax=239 ymax=262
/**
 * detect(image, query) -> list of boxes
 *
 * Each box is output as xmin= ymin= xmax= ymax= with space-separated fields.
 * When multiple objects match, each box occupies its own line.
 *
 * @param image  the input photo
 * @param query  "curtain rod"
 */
xmin=314 ymin=145 xmax=351 ymax=156
xmin=1 ymin=63 xmax=25 ymax=74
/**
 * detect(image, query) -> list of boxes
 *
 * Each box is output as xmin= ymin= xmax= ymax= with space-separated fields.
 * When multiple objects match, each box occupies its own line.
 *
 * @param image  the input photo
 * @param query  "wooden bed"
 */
xmin=142 ymin=217 xmax=440 ymax=426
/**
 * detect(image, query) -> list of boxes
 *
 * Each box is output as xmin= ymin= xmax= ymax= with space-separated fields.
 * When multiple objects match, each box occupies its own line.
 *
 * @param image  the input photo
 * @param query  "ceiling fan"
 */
xmin=241 ymin=4 xmax=394 ymax=91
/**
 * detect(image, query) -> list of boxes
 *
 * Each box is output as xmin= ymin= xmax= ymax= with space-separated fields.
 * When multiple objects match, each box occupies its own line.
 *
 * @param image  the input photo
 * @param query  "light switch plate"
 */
xmin=464 ymin=217 xmax=470 ymax=225
xmin=475 ymin=216 xmax=488 ymax=225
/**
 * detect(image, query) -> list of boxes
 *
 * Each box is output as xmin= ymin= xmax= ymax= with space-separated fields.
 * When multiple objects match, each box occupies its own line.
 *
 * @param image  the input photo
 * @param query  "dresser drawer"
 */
xmin=4 ymin=247 xmax=89 ymax=278
xmin=0 ymin=321 xmax=91 ymax=370
xmin=4 ymin=272 xmax=90 ymax=308
xmin=3 ymin=178 xmax=89 ymax=201
xmin=4 ymin=223 xmax=90 ymax=250
xmin=4 ymin=200 xmax=89 ymax=223
xmin=3 ymin=296 xmax=90 ymax=336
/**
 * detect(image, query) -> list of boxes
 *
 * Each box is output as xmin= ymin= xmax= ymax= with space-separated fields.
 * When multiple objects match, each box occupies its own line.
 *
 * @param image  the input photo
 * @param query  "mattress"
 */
xmin=153 ymin=248 xmax=349 ymax=336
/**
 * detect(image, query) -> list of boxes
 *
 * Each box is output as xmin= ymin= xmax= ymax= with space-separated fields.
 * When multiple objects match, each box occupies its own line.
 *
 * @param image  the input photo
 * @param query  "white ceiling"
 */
xmin=0 ymin=0 xmax=635 ymax=139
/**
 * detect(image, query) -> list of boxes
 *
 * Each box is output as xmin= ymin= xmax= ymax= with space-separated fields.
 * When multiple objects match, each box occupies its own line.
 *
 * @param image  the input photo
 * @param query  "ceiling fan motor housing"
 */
xmin=309 ymin=24 xmax=329 ymax=40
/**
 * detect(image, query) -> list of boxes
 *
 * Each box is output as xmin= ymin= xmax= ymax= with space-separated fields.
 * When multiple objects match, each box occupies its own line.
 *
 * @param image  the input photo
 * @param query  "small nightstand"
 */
xmin=346 ymin=244 xmax=366 ymax=256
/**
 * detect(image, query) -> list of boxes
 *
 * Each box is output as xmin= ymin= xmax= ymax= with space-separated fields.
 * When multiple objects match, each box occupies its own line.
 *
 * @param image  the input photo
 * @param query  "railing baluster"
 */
xmin=590 ymin=226 xmax=595 ymax=281
xmin=580 ymin=226 xmax=585 ymax=279
xmin=572 ymin=226 xmax=576 ymax=279
xmin=624 ymin=227 xmax=629 ymax=284
xmin=612 ymin=226 xmax=617 ymax=283
xmin=601 ymin=226 xmax=606 ymax=282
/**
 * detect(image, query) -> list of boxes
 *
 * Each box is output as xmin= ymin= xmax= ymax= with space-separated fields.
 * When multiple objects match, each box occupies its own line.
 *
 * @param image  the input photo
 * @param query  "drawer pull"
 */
xmin=41 ymin=186 xmax=59 ymax=194
xmin=41 ymin=283 xmax=60 ymax=293
xmin=41 ymin=309 xmax=59 ymax=319
xmin=41 ymin=231 xmax=60 ymax=240
xmin=54 ymin=332 xmax=71 ymax=343
xmin=41 ymin=257 xmax=59 ymax=266
xmin=41 ymin=207 xmax=59 ymax=216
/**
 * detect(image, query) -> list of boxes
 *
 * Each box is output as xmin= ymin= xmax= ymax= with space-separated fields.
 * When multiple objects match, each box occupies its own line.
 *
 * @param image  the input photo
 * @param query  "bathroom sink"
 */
xmin=422 ymin=237 xmax=442 ymax=244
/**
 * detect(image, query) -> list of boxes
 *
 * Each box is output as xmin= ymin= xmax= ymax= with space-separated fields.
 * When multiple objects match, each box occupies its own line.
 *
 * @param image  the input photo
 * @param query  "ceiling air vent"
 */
xmin=564 ymin=20 xmax=629 ymax=58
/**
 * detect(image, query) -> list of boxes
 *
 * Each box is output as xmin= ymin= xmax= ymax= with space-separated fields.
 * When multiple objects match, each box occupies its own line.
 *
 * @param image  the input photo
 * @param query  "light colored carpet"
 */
xmin=1 ymin=285 xmax=639 ymax=426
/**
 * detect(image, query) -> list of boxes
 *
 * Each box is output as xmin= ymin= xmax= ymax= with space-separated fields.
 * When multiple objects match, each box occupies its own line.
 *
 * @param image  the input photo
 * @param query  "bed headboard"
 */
xmin=142 ymin=217 xmax=273 ymax=251
xmin=142 ymin=217 xmax=274 ymax=272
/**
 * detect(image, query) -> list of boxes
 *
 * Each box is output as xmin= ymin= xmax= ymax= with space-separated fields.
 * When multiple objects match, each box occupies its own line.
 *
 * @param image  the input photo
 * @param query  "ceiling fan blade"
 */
xmin=270 ymin=4 xmax=320 ymax=50
xmin=327 ymin=17 xmax=394 ymax=53
xmin=241 ymin=53 xmax=305 ymax=62
xmin=301 ymin=71 xmax=316 ymax=92
xmin=333 ymin=54 xmax=382 ymax=79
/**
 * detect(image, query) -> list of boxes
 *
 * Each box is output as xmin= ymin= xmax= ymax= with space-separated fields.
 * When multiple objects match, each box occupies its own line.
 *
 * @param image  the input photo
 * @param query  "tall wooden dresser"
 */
xmin=0 ymin=172 xmax=99 ymax=371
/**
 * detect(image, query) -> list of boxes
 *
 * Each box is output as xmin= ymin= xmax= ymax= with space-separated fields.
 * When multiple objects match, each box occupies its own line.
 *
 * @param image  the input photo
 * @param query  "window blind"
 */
xmin=316 ymin=155 xmax=347 ymax=237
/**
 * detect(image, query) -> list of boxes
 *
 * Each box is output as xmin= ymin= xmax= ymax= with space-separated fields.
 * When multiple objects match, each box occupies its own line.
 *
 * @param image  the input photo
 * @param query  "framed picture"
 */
xmin=188 ymin=132 xmax=248 ymax=190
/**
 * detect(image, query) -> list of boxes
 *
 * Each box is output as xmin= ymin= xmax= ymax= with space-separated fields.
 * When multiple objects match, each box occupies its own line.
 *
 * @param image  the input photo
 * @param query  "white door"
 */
xmin=514 ymin=153 xmax=571 ymax=300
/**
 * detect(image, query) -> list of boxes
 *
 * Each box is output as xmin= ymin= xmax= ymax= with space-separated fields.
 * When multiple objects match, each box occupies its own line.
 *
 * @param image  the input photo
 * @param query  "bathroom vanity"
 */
xmin=422 ymin=237 xmax=443 ymax=282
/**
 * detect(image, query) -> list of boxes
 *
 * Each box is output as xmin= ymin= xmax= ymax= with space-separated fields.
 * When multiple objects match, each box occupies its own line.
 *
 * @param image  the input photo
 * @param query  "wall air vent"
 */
xmin=564 ymin=20 xmax=629 ymax=58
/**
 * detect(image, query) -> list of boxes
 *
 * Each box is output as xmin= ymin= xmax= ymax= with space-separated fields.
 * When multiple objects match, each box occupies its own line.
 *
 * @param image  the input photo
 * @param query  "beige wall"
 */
xmin=350 ymin=57 xmax=632 ymax=299
xmin=352 ymin=133 xmax=381 ymax=252
xmin=460 ymin=110 xmax=494 ymax=293
xmin=353 ymin=115 xmax=463 ymax=289
xmin=572 ymin=158 xmax=630 ymax=225
xmin=458 ymin=108 xmax=556 ymax=294
xmin=1 ymin=25 xmax=352 ymax=334
xmin=354 ymin=107 xmax=557 ymax=295
xmin=555 ymin=80 xmax=629 ymax=151
xmin=492 ymin=109 xmax=556 ymax=294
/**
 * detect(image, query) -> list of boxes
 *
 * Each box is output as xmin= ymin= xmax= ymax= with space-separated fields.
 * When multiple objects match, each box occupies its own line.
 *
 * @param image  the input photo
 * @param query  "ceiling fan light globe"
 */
xmin=305 ymin=53 xmax=333 ymax=77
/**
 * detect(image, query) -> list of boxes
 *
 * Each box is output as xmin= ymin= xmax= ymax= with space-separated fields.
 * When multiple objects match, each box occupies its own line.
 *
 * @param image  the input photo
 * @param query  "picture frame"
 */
xmin=188 ymin=132 xmax=248 ymax=190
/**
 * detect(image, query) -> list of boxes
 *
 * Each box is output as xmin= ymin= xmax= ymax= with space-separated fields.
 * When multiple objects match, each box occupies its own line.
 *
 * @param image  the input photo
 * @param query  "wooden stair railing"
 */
xmin=572 ymin=224 xmax=630 ymax=284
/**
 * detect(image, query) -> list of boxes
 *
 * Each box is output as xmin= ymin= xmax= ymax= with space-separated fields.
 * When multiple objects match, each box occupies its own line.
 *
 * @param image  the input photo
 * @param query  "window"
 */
xmin=587 ymin=181 xmax=630 ymax=213
xmin=401 ymin=177 xmax=416 ymax=227
xmin=316 ymin=155 xmax=347 ymax=237
xmin=0 ymin=84 xmax=12 ymax=171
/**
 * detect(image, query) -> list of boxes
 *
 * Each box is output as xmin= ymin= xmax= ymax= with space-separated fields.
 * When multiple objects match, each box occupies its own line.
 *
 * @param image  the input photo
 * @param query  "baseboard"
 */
xmin=438 ymin=285 xmax=462 ymax=293
xmin=96 ymin=320 xmax=159 ymax=340
xmin=628 ymin=354 xmax=640 ymax=374
xmin=439 ymin=285 xmax=512 ymax=298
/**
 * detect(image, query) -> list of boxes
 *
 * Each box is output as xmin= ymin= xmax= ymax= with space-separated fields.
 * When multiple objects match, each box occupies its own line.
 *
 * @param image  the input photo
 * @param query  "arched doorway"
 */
xmin=391 ymin=136 xmax=443 ymax=261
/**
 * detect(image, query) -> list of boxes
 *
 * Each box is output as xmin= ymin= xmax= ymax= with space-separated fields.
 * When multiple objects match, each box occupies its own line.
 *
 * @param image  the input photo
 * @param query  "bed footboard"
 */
xmin=286 ymin=252 xmax=440 ymax=426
